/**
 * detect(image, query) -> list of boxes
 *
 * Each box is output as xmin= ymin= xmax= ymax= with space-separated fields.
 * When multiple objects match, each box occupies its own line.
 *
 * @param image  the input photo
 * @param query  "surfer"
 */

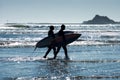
xmin=43 ymin=26 xmax=56 ymax=58
xmin=53 ymin=24 xmax=69 ymax=59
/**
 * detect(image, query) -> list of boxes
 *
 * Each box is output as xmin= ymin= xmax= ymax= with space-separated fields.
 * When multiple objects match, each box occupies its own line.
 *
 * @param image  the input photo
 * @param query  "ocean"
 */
xmin=0 ymin=23 xmax=120 ymax=80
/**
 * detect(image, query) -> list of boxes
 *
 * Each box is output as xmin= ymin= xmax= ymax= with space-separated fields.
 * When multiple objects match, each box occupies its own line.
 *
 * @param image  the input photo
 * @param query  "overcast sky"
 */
xmin=0 ymin=0 xmax=120 ymax=23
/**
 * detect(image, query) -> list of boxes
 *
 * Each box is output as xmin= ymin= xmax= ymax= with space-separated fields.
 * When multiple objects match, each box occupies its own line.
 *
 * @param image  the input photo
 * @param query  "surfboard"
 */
xmin=34 ymin=31 xmax=81 ymax=50
xmin=51 ymin=33 xmax=81 ymax=47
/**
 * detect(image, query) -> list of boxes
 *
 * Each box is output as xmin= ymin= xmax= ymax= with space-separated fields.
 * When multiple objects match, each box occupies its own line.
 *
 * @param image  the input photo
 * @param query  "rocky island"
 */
xmin=83 ymin=15 xmax=120 ymax=24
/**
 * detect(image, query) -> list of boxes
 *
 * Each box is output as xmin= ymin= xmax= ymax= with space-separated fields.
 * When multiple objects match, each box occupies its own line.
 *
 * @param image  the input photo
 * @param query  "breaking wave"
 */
xmin=0 ymin=23 xmax=120 ymax=47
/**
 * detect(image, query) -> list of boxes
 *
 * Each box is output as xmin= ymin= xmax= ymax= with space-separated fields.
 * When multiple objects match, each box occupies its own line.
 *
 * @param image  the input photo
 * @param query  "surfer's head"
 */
xmin=50 ymin=26 xmax=54 ymax=30
xmin=61 ymin=24 xmax=65 ymax=30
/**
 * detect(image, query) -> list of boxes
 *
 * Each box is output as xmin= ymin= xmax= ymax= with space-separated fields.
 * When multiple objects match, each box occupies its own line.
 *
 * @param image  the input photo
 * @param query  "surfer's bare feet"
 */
xmin=47 ymin=58 xmax=55 ymax=60
xmin=53 ymin=55 xmax=57 ymax=59
xmin=53 ymin=56 xmax=58 ymax=59
xmin=64 ymin=57 xmax=70 ymax=60
xmin=43 ymin=56 xmax=46 ymax=58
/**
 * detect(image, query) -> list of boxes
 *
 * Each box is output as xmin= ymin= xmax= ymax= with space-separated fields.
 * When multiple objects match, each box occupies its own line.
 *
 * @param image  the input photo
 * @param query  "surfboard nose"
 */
xmin=74 ymin=33 xmax=81 ymax=38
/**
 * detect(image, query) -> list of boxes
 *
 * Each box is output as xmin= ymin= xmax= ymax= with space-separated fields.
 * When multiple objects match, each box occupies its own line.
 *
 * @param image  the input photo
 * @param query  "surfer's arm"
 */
xmin=62 ymin=33 xmax=67 ymax=45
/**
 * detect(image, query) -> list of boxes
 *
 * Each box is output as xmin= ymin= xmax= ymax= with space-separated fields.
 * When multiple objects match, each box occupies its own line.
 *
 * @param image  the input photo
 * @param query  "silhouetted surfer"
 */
xmin=43 ymin=26 xmax=56 ymax=58
xmin=54 ymin=24 xmax=69 ymax=59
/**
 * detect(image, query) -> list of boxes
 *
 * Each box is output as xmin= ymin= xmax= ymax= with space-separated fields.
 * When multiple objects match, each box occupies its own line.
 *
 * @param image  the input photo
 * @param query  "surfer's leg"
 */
xmin=53 ymin=46 xmax=61 ymax=59
xmin=43 ymin=47 xmax=51 ymax=58
xmin=63 ymin=46 xmax=69 ymax=59
xmin=53 ymin=47 xmax=56 ymax=55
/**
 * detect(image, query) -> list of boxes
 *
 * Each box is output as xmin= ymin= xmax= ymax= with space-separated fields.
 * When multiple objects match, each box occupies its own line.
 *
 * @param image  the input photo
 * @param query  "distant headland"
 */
xmin=83 ymin=15 xmax=120 ymax=24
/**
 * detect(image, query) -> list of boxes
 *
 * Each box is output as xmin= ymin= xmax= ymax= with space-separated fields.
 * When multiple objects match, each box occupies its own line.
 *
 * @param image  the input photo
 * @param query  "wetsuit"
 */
xmin=43 ymin=29 xmax=56 ymax=58
xmin=54 ymin=29 xmax=69 ymax=59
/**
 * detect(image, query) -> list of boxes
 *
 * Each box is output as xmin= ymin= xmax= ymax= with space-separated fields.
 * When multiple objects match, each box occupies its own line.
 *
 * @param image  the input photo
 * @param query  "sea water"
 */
xmin=0 ymin=23 xmax=120 ymax=80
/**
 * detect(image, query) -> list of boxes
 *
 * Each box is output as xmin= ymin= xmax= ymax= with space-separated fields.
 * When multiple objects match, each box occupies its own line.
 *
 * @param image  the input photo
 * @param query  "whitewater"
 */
xmin=0 ymin=23 xmax=120 ymax=47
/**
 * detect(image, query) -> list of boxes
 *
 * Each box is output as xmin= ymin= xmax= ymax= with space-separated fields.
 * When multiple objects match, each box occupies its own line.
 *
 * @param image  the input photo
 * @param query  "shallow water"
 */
xmin=0 ymin=44 xmax=120 ymax=80
xmin=0 ymin=23 xmax=120 ymax=80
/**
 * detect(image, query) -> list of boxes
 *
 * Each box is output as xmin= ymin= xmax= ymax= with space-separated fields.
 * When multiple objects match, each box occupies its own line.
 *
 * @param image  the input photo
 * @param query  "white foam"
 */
xmin=0 ymin=24 xmax=16 ymax=29
xmin=101 ymin=32 xmax=120 ymax=36
xmin=0 ymin=26 xmax=17 ymax=29
xmin=7 ymin=56 xmax=46 ymax=62
xmin=69 ymin=41 xmax=109 ymax=46
xmin=0 ymin=42 xmax=36 ymax=47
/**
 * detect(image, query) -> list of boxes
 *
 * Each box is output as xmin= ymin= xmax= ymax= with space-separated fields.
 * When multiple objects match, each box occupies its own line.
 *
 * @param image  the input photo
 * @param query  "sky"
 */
xmin=0 ymin=0 xmax=120 ymax=23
